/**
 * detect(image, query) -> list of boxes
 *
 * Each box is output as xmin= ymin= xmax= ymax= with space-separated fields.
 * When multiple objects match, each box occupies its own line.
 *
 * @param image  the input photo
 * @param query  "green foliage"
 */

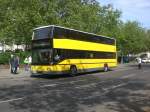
xmin=0 ymin=0 xmax=121 ymax=43
xmin=0 ymin=0 xmax=150 ymax=55
xmin=0 ymin=51 xmax=30 ymax=64
xmin=0 ymin=52 xmax=11 ymax=64
xmin=118 ymin=21 xmax=148 ymax=54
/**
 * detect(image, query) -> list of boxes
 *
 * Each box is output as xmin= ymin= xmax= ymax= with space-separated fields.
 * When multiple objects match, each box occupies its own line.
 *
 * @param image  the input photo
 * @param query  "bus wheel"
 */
xmin=70 ymin=65 xmax=77 ymax=76
xmin=104 ymin=63 xmax=108 ymax=72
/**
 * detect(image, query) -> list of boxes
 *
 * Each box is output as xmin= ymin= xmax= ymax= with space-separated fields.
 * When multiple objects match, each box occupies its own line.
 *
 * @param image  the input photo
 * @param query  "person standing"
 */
xmin=9 ymin=54 xmax=14 ymax=73
xmin=14 ymin=56 xmax=19 ymax=74
xmin=24 ymin=56 xmax=29 ymax=71
xmin=28 ymin=56 xmax=32 ymax=71
xmin=137 ymin=57 xmax=142 ymax=69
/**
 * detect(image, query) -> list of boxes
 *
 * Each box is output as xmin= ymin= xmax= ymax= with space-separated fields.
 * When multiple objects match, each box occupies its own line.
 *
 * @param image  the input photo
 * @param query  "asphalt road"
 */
xmin=0 ymin=63 xmax=150 ymax=112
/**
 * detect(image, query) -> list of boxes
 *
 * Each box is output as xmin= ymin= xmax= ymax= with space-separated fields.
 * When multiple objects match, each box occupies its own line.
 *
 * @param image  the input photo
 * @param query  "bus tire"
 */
xmin=70 ymin=65 xmax=77 ymax=76
xmin=104 ymin=63 xmax=109 ymax=72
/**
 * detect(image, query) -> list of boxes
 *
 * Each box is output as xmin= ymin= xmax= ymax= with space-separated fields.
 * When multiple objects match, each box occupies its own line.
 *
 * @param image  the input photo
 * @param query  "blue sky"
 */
xmin=98 ymin=0 xmax=150 ymax=29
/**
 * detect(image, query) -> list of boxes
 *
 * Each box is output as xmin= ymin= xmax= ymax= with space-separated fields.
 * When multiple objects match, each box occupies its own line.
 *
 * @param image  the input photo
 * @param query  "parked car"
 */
xmin=141 ymin=58 xmax=150 ymax=63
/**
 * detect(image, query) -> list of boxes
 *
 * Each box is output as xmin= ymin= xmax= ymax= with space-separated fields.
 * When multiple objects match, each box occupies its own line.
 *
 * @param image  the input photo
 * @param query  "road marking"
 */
xmin=121 ymin=73 xmax=137 ymax=79
xmin=103 ymin=83 xmax=127 ymax=91
xmin=67 ymin=79 xmax=86 ymax=84
xmin=79 ymin=83 xmax=128 ymax=100
xmin=0 ymin=97 xmax=24 ymax=104
xmin=75 ymin=83 xmax=97 ymax=89
xmin=40 ymin=84 xmax=58 ymax=88
xmin=74 ymin=80 xmax=108 ymax=89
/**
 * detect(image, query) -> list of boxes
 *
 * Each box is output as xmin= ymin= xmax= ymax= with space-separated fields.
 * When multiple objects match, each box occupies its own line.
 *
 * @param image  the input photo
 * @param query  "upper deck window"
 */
xmin=33 ymin=27 xmax=52 ymax=40
xmin=53 ymin=27 xmax=115 ymax=45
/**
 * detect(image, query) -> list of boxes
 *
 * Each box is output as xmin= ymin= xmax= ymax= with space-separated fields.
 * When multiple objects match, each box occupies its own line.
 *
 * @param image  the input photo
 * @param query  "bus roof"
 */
xmin=33 ymin=25 xmax=115 ymax=40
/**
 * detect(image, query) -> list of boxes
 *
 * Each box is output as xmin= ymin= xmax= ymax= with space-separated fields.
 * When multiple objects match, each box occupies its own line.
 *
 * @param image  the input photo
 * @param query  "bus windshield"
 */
xmin=32 ymin=49 xmax=52 ymax=65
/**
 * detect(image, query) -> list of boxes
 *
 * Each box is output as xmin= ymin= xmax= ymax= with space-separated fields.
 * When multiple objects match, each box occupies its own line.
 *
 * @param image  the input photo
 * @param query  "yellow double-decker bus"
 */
xmin=31 ymin=25 xmax=117 ymax=76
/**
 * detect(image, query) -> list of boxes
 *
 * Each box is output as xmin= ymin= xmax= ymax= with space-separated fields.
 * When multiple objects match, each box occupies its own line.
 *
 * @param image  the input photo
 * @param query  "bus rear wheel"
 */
xmin=70 ymin=65 xmax=77 ymax=76
xmin=104 ymin=63 xmax=109 ymax=72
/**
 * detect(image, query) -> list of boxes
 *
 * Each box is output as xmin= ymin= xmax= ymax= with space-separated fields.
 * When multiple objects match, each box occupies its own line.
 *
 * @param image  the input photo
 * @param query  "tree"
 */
xmin=0 ymin=0 xmax=149 ymax=55
xmin=119 ymin=21 xmax=147 ymax=55
xmin=0 ymin=0 xmax=121 ymax=45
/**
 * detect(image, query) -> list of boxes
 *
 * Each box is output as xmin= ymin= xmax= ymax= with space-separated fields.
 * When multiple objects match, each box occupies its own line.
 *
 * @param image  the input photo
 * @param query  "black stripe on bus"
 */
xmin=31 ymin=48 xmax=116 ymax=65
xmin=53 ymin=27 xmax=115 ymax=45
xmin=53 ymin=48 xmax=116 ymax=60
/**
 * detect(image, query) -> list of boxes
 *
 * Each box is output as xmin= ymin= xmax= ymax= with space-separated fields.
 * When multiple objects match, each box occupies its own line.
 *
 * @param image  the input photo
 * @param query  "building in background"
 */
xmin=0 ymin=43 xmax=25 ymax=52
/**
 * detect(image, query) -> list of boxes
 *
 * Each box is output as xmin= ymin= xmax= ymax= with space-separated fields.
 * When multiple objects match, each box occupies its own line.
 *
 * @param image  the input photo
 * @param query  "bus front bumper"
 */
xmin=31 ymin=70 xmax=68 ymax=76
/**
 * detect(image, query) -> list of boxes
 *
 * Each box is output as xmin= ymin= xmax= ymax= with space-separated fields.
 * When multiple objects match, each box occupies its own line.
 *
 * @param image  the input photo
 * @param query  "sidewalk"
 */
xmin=0 ymin=63 xmax=134 ymax=79
xmin=0 ymin=68 xmax=31 ymax=79
xmin=112 ymin=62 xmax=136 ymax=71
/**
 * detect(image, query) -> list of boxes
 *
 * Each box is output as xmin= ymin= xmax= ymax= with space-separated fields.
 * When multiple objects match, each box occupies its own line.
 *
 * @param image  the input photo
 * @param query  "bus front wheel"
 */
xmin=70 ymin=65 xmax=77 ymax=76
